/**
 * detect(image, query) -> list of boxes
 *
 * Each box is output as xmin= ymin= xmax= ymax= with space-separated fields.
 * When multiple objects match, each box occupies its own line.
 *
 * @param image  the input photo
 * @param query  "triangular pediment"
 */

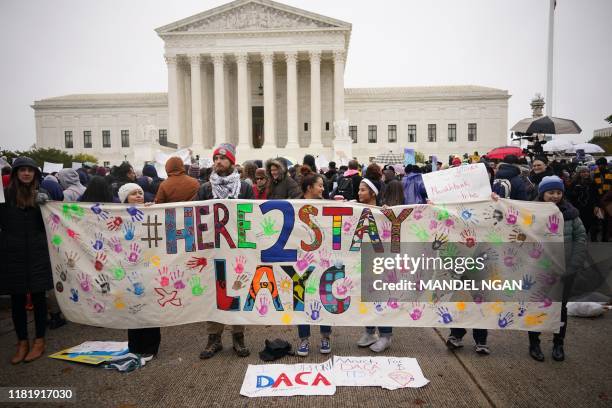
xmin=156 ymin=0 xmax=350 ymax=34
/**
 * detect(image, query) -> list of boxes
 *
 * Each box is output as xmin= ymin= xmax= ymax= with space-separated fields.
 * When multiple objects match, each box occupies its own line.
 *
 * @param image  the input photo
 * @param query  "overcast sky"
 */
xmin=0 ymin=0 xmax=610 ymax=151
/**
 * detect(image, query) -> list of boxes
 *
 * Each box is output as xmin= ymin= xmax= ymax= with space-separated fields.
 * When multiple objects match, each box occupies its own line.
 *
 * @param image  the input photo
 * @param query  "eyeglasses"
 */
xmin=255 ymin=177 xmax=266 ymax=180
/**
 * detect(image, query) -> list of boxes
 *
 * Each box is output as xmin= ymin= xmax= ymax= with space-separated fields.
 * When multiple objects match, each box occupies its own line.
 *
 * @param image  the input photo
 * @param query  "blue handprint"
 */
xmin=309 ymin=301 xmax=322 ymax=321
xmin=437 ymin=306 xmax=453 ymax=324
xmin=91 ymin=232 xmax=104 ymax=251
xmin=498 ymin=312 xmax=515 ymax=328
xmin=126 ymin=206 xmax=144 ymax=222
xmin=522 ymin=274 xmax=535 ymax=290
xmin=374 ymin=302 xmax=385 ymax=313
xmin=123 ymin=222 xmax=135 ymax=241
xmin=70 ymin=288 xmax=79 ymax=302
xmin=517 ymin=301 xmax=527 ymax=317
xmin=91 ymin=203 xmax=109 ymax=221
xmin=127 ymin=273 xmax=145 ymax=296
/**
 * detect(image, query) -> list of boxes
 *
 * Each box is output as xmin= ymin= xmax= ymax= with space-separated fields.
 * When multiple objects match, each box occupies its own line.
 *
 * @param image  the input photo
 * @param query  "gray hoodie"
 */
xmin=57 ymin=168 xmax=86 ymax=202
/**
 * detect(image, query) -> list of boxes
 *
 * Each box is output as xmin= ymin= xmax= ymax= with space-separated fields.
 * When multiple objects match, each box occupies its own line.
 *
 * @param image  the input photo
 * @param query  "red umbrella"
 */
xmin=485 ymin=146 xmax=525 ymax=160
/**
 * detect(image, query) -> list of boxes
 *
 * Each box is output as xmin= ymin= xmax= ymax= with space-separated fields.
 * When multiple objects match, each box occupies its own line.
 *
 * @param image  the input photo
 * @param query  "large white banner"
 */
xmin=40 ymin=199 xmax=564 ymax=331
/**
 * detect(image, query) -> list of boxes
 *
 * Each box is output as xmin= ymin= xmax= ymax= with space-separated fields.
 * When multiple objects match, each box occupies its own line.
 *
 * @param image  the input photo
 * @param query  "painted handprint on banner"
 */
xmin=171 ymin=269 xmax=185 ymax=290
xmin=126 ymin=206 xmax=144 ymax=222
xmin=460 ymin=228 xmax=476 ymax=248
xmin=123 ymin=222 xmax=135 ymax=241
xmin=125 ymin=242 xmax=142 ymax=264
xmin=529 ymin=243 xmax=543 ymax=259
xmin=436 ymin=306 xmax=453 ymax=324
xmin=318 ymin=248 xmax=331 ymax=269
xmin=234 ymin=255 xmax=247 ymax=275
xmin=547 ymin=214 xmax=560 ymax=234
xmin=233 ymin=274 xmax=249 ymax=291
xmin=106 ymin=216 xmax=123 ymax=231
xmin=458 ymin=206 xmax=479 ymax=225
xmin=90 ymin=203 xmax=109 ymax=221
xmin=127 ymin=272 xmax=145 ymax=297
xmin=94 ymin=274 xmax=111 ymax=294
xmin=156 ymin=266 xmax=171 ymax=287
xmin=505 ymin=207 xmax=519 ymax=225
xmin=77 ymin=272 xmax=92 ymax=292
xmin=189 ymin=275 xmax=206 ymax=296
xmin=69 ymin=288 xmax=79 ymax=302
xmin=108 ymin=237 xmax=123 ymax=254
xmin=498 ymin=312 xmax=515 ymax=328
xmin=94 ymin=252 xmax=107 ymax=271
xmin=296 ymin=252 xmax=315 ymax=271
xmin=186 ymin=256 xmax=207 ymax=273
xmin=91 ymin=232 xmax=104 ymax=251
xmin=335 ymin=277 xmax=354 ymax=297
xmin=47 ymin=213 xmax=61 ymax=230
xmin=260 ymin=216 xmax=279 ymax=236
xmin=409 ymin=302 xmax=425 ymax=320
xmin=256 ymin=297 xmax=270 ymax=316
xmin=308 ymin=301 xmax=322 ymax=321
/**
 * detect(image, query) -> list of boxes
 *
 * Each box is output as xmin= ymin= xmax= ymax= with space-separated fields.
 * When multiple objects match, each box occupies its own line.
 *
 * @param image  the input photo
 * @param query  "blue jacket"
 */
xmin=494 ymin=164 xmax=529 ymax=201
xmin=402 ymin=173 xmax=428 ymax=204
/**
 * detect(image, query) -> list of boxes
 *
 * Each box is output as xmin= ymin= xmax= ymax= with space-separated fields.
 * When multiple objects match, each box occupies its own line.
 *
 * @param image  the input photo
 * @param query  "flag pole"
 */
xmin=545 ymin=0 xmax=556 ymax=117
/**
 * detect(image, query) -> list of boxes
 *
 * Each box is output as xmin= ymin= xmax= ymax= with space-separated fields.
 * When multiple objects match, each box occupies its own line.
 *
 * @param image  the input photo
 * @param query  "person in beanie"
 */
xmin=155 ymin=157 xmax=200 ymax=203
xmin=0 ymin=157 xmax=53 ymax=363
xmin=194 ymin=143 xmax=252 ymax=359
xmin=528 ymin=175 xmax=586 ymax=362
xmin=253 ymin=167 xmax=268 ymax=199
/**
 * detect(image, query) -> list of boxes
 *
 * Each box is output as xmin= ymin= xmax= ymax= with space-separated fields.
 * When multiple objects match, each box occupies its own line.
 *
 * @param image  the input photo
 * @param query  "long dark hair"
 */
xmin=382 ymin=180 xmax=405 ymax=206
xmin=9 ymin=171 xmax=39 ymax=209
xmin=81 ymin=176 xmax=114 ymax=203
xmin=301 ymin=173 xmax=323 ymax=195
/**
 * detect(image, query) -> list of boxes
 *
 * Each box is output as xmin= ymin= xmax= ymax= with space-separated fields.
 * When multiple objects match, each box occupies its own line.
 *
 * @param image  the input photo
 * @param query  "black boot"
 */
xmin=552 ymin=343 xmax=565 ymax=361
xmin=529 ymin=343 xmax=545 ymax=362
xmin=232 ymin=332 xmax=250 ymax=357
xmin=200 ymin=334 xmax=222 ymax=359
xmin=48 ymin=313 xmax=67 ymax=330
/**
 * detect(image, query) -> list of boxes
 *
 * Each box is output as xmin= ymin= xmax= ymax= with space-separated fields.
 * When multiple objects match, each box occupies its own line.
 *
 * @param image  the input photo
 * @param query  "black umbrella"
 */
xmin=511 ymin=115 xmax=581 ymax=134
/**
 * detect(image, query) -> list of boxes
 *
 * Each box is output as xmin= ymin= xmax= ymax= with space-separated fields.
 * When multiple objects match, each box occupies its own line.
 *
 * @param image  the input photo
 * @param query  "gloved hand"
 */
xmin=36 ymin=192 xmax=49 ymax=204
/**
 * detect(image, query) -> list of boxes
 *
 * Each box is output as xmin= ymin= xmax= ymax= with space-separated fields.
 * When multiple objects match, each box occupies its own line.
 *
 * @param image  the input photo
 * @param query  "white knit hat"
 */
xmin=118 ymin=183 xmax=143 ymax=203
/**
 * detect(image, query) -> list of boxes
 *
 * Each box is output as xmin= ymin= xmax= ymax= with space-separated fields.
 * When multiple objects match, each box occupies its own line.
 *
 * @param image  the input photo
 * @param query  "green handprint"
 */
xmin=111 ymin=266 xmax=126 ymax=280
xmin=51 ymin=234 xmax=63 ymax=246
xmin=537 ymin=258 xmax=552 ymax=269
xmin=486 ymin=231 xmax=503 ymax=246
xmin=305 ymin=277 xmax=318 ymax=295
xmin=410 ymin=224 xmax=429 ymax=242
xmin=70 ymin=204 xmax=85 ymax=218
xmin=260 ymin=217 xmax=279 ymax=236
xmin=435 ymin=206 xmax=450 ymax=221
xmin=189 ymin=276 xmax=206 ymax=296
xmin=440 ymin=242 xmax=458 ymax=259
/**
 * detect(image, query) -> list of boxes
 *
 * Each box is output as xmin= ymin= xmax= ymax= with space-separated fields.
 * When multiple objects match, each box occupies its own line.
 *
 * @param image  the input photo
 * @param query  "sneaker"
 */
xmin=474 ymin=343 xmax=490 ymax=355
xmin=369 ymin=336 xmax=391 ymax=353
xmin=446 ymin=335 xmax=463 ymax=350
xmin=320 ymin=337 xmax=331 ymax=354
xmin=297 ymin=339 xmax=310 ymax=356
xmin=357 ymin=332 xmax=378 ymax=347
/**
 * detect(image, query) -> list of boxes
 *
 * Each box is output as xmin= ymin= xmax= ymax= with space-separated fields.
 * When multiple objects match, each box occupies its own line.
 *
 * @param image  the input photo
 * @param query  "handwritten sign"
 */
xmin=332 ymin=356 xmax=429 ymax=389
xmin=241 ymin=360 xmax=335 ymax=397
xmin=422 ymin=163 xmax=491 ymax=203
xmin=43 ymin=161 xmax=64 ymax=174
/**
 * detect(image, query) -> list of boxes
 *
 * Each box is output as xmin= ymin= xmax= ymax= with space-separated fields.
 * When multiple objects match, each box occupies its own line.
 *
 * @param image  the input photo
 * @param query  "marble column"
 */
xmin=189 ymin=55 xmax=203 ymax=152
xmin=285 ymin=51 xmax=299 ymax=148
xmin=333 ymin=51 xmax=346 ymax=123
xmin=262 ymin=52 xmax=275 ymax=148
xmin=212 ymin=53 xmax=226 ymax=146
xmin=165 ymin=55 xmax=180 ymax=145
xmin=309 ymin=50 xmax=322 ymax=149
xmin=236 ymin=52 xmax=250 ymax=150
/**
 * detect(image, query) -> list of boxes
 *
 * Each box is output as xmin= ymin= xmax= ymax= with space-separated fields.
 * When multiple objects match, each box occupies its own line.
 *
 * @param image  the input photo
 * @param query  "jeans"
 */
xmin=450 ymin=328 xmax=488 ymax=344
xmin=528 ymin=274 xmax=575 ymax=346
xmin=11 ymin=292 xmax=47 ymax=340
xmin=298 ymin=325 xmax=331 ymax=339
xmin=365 ymin=326 xmax=393 ymax=337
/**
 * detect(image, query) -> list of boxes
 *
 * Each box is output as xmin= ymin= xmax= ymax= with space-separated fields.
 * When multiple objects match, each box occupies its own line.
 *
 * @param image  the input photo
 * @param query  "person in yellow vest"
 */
xmin=593 ymin=157 xmax=611 ymax=241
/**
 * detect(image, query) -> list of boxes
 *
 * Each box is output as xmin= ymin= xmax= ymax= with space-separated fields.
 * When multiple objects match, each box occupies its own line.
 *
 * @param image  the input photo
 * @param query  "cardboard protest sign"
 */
xmin=240 ymin=360 xmax=335 ymax=397
xmin=422 ymin=163 xmax=492 ymax=202
xmin=43 ymin=162 xmax=64 ymax=174
xmin=332 ymin=356 xmax=429 ymax=389
xmin=40 ymin=199 xmax=564 ymax=331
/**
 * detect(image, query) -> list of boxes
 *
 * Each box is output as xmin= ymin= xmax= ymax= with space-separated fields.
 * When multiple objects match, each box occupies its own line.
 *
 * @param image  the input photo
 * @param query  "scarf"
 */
xmin=209 ymin=170 xmax=241 ymax=199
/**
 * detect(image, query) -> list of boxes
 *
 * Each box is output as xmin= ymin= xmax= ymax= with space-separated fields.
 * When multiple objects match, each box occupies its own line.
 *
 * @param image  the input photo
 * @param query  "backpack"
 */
xmin=492 ymin=178 xmax=512 ymax=198
xmin=335 ymin=176 xmax=354 ymax=200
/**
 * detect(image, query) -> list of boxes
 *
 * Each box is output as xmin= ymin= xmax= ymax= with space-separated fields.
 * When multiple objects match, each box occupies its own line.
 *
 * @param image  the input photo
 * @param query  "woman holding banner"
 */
xmin=1 ymin=157 xmax=53 ymax=364
xmin=296 ymin=171 xmax=332 ymax=356
xmin=355 ymin=177 xmax=394 ymax=352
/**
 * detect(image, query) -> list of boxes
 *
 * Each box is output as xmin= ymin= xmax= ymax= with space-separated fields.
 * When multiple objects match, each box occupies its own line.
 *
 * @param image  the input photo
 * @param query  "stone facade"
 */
xmin=32 ymin=0 xmax=510 ymax=166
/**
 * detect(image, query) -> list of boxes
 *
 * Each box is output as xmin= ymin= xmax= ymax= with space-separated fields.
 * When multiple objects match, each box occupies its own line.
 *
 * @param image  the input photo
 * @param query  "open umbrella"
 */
xmin=374 ymin=152 xmax=404 ymax=165
xmin=543 ymin=138 xmax=574 ymax=152
xmin=485 ymin=146 xmax=525 ymax=160
xmin=511 ymin=115 xmax=581 ymax=134
xmin=566 ymin=143 xmax=605 ymax=154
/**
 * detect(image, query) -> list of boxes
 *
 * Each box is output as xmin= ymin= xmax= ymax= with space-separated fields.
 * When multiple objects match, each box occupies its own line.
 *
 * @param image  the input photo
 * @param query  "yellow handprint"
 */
xmin=455 ymin=301 xmax=466 ymax=312
xmin=358 ymin=302 xmax=369 ymax=314
xmin=281 ymin=312 xmax=293 ymax=325
xmin=113 ymin=295 xmax=126 ymax=310
xmin=521 ymin=211 xmax=535 ymax=227
xmin=524 ymin=313 xmax=548 ymax=326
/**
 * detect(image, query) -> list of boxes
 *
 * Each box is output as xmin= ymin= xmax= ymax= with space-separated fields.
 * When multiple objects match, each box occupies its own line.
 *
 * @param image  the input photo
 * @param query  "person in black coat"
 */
xmin=0 ymin=157 xmax=53 ymax=364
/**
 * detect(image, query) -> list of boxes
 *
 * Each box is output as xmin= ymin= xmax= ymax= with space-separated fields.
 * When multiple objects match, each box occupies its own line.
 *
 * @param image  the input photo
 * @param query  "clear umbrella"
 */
xmin=543 ymin=138 xmax=574 ymax=152
xmin=566 ymin=143 xmax=605 ymax=154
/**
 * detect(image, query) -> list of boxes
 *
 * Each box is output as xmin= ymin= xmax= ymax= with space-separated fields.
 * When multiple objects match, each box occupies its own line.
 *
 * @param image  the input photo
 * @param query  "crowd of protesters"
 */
xmin=1 ymin=144 xmax=611 ymax=365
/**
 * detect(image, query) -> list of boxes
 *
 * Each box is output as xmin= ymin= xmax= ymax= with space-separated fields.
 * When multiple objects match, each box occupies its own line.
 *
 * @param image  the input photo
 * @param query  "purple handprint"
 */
xmin=387 ymin=298 xmax=399 ymax=309
xmin=126 ymin=206 xmax=144 ymax=222
xmin=171 ymin=269 xmax=185 ymax=290
xmin=77 ymin=272 xmax=92 ymax=292
xmin=409 ymin=302 xmax=424 ymax=320
xmin=126 ymin=242 xmax=142 ymax=264
xmin=309 ymin=301 xmax=322 ymax=320
xmin=413 ymin=206 xmax=426 ymax=221
xmin=91 ymin=232 xmax=104 ymax=251
xmin=108 ymin=237 xmax=123 ymax=253
xmin=517 ymin=301 xmax=527 ymax=317
xmin=547 ymin=214 xmax=560 ymax=234
xmin=381 ymin=221 xmax=392 ymax=240
xmin=437 ymin=306 xmax=453 ymax=324
xmin=296 ymin=252 xmax=315 ymax=271
xmin=529 ymin=243 xmax=543 ymax=259
xmin=505 ymin=207 xmax=518 ymax=225
xmin=256 ymin=296 xmax=270 ymax=316
xmin=47 ymin=214 xmax=61 ymax=231
xmin=318 ymin=248 xmax=331 ymax=269
xmin=70 ymin=288 xmax=79 ymax=302
xmin=498 ymin=312 xmax=514 ymax=328
xmin=539 ymin=272 xmax=558 ymax=286
xmin=429 ymin=219 xmax=438 ymax=231
xmin=91 ymin=203 xmax=109 ymax=221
